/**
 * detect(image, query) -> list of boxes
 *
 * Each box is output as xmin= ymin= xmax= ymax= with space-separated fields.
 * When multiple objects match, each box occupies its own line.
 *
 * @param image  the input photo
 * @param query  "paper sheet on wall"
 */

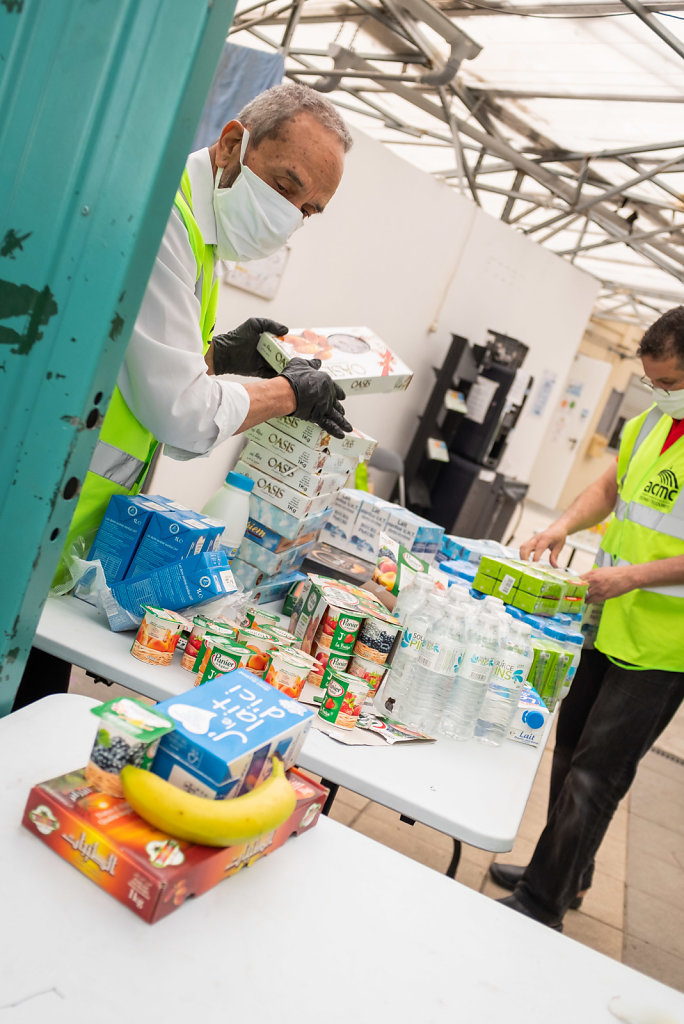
xmin=531 ymin=370 xmax=557 ymax=417
xmin=465 ymin=376 xmax=499 ymax=424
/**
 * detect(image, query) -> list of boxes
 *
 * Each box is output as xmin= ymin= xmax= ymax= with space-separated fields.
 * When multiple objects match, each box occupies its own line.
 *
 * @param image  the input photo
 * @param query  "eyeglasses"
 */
xmin=639 ymin=375 xmax=684 ymax=395
xmin=640 ymin=375 xmax=670 ymax=395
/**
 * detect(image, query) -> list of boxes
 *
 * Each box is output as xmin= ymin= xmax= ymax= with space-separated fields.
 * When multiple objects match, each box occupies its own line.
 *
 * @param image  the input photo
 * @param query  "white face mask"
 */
xmin=213 ymin=128 xmax=303 ymax=262
xmin=652 ymin=388 xmax=684 ymax=420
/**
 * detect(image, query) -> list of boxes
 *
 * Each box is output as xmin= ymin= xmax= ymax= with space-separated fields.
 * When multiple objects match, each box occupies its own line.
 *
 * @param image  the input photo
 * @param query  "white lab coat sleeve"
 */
xmin=116 ymin=207 xmax=250 ymax=456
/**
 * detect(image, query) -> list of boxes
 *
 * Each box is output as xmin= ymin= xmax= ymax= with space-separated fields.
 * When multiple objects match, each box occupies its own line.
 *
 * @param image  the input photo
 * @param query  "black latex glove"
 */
xmin=279 ymin=358 xmax=353 ymax=440
xmin=211 ymin=317 xmax=289 ymax=378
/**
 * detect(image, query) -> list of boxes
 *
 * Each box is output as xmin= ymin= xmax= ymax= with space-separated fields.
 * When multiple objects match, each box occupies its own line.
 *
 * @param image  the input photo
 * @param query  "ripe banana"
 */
xmin=120 ymin=757 xmax=297 ymax=847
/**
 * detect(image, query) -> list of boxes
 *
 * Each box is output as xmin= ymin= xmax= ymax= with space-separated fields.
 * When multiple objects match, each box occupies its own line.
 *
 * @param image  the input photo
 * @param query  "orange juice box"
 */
xmin=22 ymin=767 xmax=327 ymax=923
xmin=151 ymin=671 xmax=313 ymax=799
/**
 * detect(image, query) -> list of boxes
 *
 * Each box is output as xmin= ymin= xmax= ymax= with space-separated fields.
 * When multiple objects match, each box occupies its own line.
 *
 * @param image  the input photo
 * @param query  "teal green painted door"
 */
xmin=0 ymin=0 xmax=237 ymax=713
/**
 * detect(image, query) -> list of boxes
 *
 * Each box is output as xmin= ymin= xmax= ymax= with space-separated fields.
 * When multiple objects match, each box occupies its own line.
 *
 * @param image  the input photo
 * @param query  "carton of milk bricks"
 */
xmin=125 ymin=504 xmax=223 ymax=580
xmin=152 ymin=671 xmax=314 ymax=799
xmin=85 ymin=494 xmax=171 ymax=585
xmin=257 ymin=328 xmax=413 ymax=395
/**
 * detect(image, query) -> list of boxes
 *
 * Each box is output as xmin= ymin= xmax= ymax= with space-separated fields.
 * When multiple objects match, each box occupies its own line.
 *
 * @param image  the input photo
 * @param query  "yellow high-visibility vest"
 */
xmin=56 ymin=169 xmax=219 ymax=582
xmin=595 ymin=405 xmax=684 ymax=670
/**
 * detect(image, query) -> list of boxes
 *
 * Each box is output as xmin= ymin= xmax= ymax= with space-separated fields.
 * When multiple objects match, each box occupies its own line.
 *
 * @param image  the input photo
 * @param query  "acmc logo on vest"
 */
xmin=641 ymin=467 xmax=680 ymax=511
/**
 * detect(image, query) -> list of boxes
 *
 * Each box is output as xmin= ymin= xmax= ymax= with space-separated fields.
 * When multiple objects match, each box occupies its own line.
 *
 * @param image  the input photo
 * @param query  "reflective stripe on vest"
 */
xmin=599 ymin=554 xmax=684 ymax=598
xmin=89 ymin=440 xmax=147 ymax=490
xmin=613 ymin=493 xmax=684 ymax=541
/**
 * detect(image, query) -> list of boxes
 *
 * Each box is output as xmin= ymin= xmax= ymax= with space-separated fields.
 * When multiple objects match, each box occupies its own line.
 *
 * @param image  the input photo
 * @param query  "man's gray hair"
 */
xmin=237 ymin=82 xmax=353 ymax=153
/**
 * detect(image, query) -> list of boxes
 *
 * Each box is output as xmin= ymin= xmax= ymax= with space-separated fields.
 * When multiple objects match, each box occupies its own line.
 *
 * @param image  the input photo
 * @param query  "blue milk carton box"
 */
xmin=105 ymin=550 xmax=236 ymax=629
xmin=84 ymin=494 xmax=170 ymax=585
xmin=125 ymin=506 xmax=223 ymax=579
xmin=152 ymin=670 xmax=314 ymax=798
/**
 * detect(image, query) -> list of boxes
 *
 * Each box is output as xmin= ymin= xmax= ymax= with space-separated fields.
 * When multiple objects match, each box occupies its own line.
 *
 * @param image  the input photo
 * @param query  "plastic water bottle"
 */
xmin=393 ymin=573 xmax=433 ymax=625
xmin=475 ymin=622 xmax=534 ymax=746
xmin=558 ymin=628 xmax=584 ymax=700
xmin=401 ymin=599 xmax=468 ymax=734
xmin=373 ymin=590 xmax=446 ymax=719
xmin=439 ymin=603 xmax=500 ymax=741
xmin=201 ymin=470 xmax=254 ymax=561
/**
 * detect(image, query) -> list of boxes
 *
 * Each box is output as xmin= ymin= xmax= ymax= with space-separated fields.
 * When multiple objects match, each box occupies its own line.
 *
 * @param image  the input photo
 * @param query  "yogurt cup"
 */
xmin=264 ymin=648 xmax=318 ymax=699
xmin=314 ymin=604 xmax=365 ymax=655
xmin=353 ymin=615 xmax=402 ymax=664
xmin=180 ymin=615 xmax=212 ymax=671
xmin=317 ymin=670 xmax=370 ymax=730
xmin=86 ymin=698 xmax=175 ymax=797
xmin=195 ymin=642 xmax=250 ymax=686
xmin=237 ymin=626 xmax=280 ymax=676
xmin=347 ymin=654 xmax=387 ymax=697
xmin=130 ymin=607 xmax=185 ymax=666
xmin=246 ymin=608 xmax=280 ymax=630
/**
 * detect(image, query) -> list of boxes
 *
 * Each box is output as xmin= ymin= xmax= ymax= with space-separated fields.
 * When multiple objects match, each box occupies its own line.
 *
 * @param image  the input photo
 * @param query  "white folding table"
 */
xmin=3 ymin=694 xmax=683 ymax=1024
xmin=33 ymin=595 xmax=553 ymax=866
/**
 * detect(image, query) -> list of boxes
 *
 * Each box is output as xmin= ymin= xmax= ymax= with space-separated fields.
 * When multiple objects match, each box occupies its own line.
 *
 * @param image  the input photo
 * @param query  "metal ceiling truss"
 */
xmin=230 ymin=0 xmax=684 ymax=324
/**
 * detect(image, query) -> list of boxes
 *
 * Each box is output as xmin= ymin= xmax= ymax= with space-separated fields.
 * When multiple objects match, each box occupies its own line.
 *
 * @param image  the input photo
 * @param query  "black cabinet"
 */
xmin=403 ymin=332 xmax=531 ymax=540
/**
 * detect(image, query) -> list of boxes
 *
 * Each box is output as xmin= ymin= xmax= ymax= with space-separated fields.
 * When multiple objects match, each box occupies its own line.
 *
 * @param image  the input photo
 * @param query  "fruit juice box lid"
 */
xmin=85 ymin=494 xmax=170 ymax=587
xmin=106 ymin=550 xmax=236 ymax=629
xmin=235 ymin=460 xmax=332 ymax=520
xmin=152 ymin=671 xmax=313 ymax=797
xmin=269 ymin=415 xmax=378 ymax=461
xmin=240 ymin=440 xmax=349 ymax=499
xmin=257 ymin=328 xmax=413 ymax=396
xmin=125 ymin=506 xmax=223 ymax=580
xmin=22 ymin=766 xmax=327 ymax=923
xmin=248 ymin=495 xmax=332 ymax=542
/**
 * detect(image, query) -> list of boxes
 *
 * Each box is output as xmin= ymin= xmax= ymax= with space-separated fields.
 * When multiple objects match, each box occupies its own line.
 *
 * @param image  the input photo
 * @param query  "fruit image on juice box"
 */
xmin=86 ymin=698 xmax=175 ymax=797
xmin=318 ymin=670 xmax=371 ymax=730
xmin=195 ymin=643 xmax=250 ymax=687
xmin=131 ymin=607 xmax=186 ymax=666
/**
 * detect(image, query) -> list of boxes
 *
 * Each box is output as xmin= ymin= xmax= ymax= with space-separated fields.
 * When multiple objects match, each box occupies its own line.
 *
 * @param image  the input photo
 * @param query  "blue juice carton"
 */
xmin=152 ymin=670 xmax=314 ymax=799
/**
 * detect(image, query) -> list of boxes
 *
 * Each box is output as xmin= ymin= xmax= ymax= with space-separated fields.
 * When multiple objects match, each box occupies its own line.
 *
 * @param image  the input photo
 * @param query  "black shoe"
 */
xmin=497 ymin=894 xmax=563 ymax=932
xmin=489 ymin=862 xmax=584 ymax=910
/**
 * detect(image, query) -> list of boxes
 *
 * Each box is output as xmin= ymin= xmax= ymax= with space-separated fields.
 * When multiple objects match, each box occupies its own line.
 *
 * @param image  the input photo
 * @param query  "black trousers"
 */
xmin=12 ymin=647 xmax=72 ymax=711
xmin=516 ymin=647 xmax=684 ymax=924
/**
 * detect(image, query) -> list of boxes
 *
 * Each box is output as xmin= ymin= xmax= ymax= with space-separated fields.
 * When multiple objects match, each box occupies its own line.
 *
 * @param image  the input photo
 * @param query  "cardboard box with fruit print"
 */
xmin=257 ymin=327 xmax=413 ymax=395
xmin=373 ymin=534 xmax=430 ymax=596
xmin=23 ymin=766 xmax=328 ymax=923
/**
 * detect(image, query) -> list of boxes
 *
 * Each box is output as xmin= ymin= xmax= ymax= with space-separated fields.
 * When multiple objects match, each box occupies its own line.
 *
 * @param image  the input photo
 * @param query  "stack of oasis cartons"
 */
xmin=229 ymin=415 xmax=378 ymax=603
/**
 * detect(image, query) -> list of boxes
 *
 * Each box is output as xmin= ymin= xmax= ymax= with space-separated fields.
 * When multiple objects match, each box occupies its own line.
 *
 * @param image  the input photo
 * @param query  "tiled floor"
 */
xmin=67 ymin=498 xmax=684 ymax=992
